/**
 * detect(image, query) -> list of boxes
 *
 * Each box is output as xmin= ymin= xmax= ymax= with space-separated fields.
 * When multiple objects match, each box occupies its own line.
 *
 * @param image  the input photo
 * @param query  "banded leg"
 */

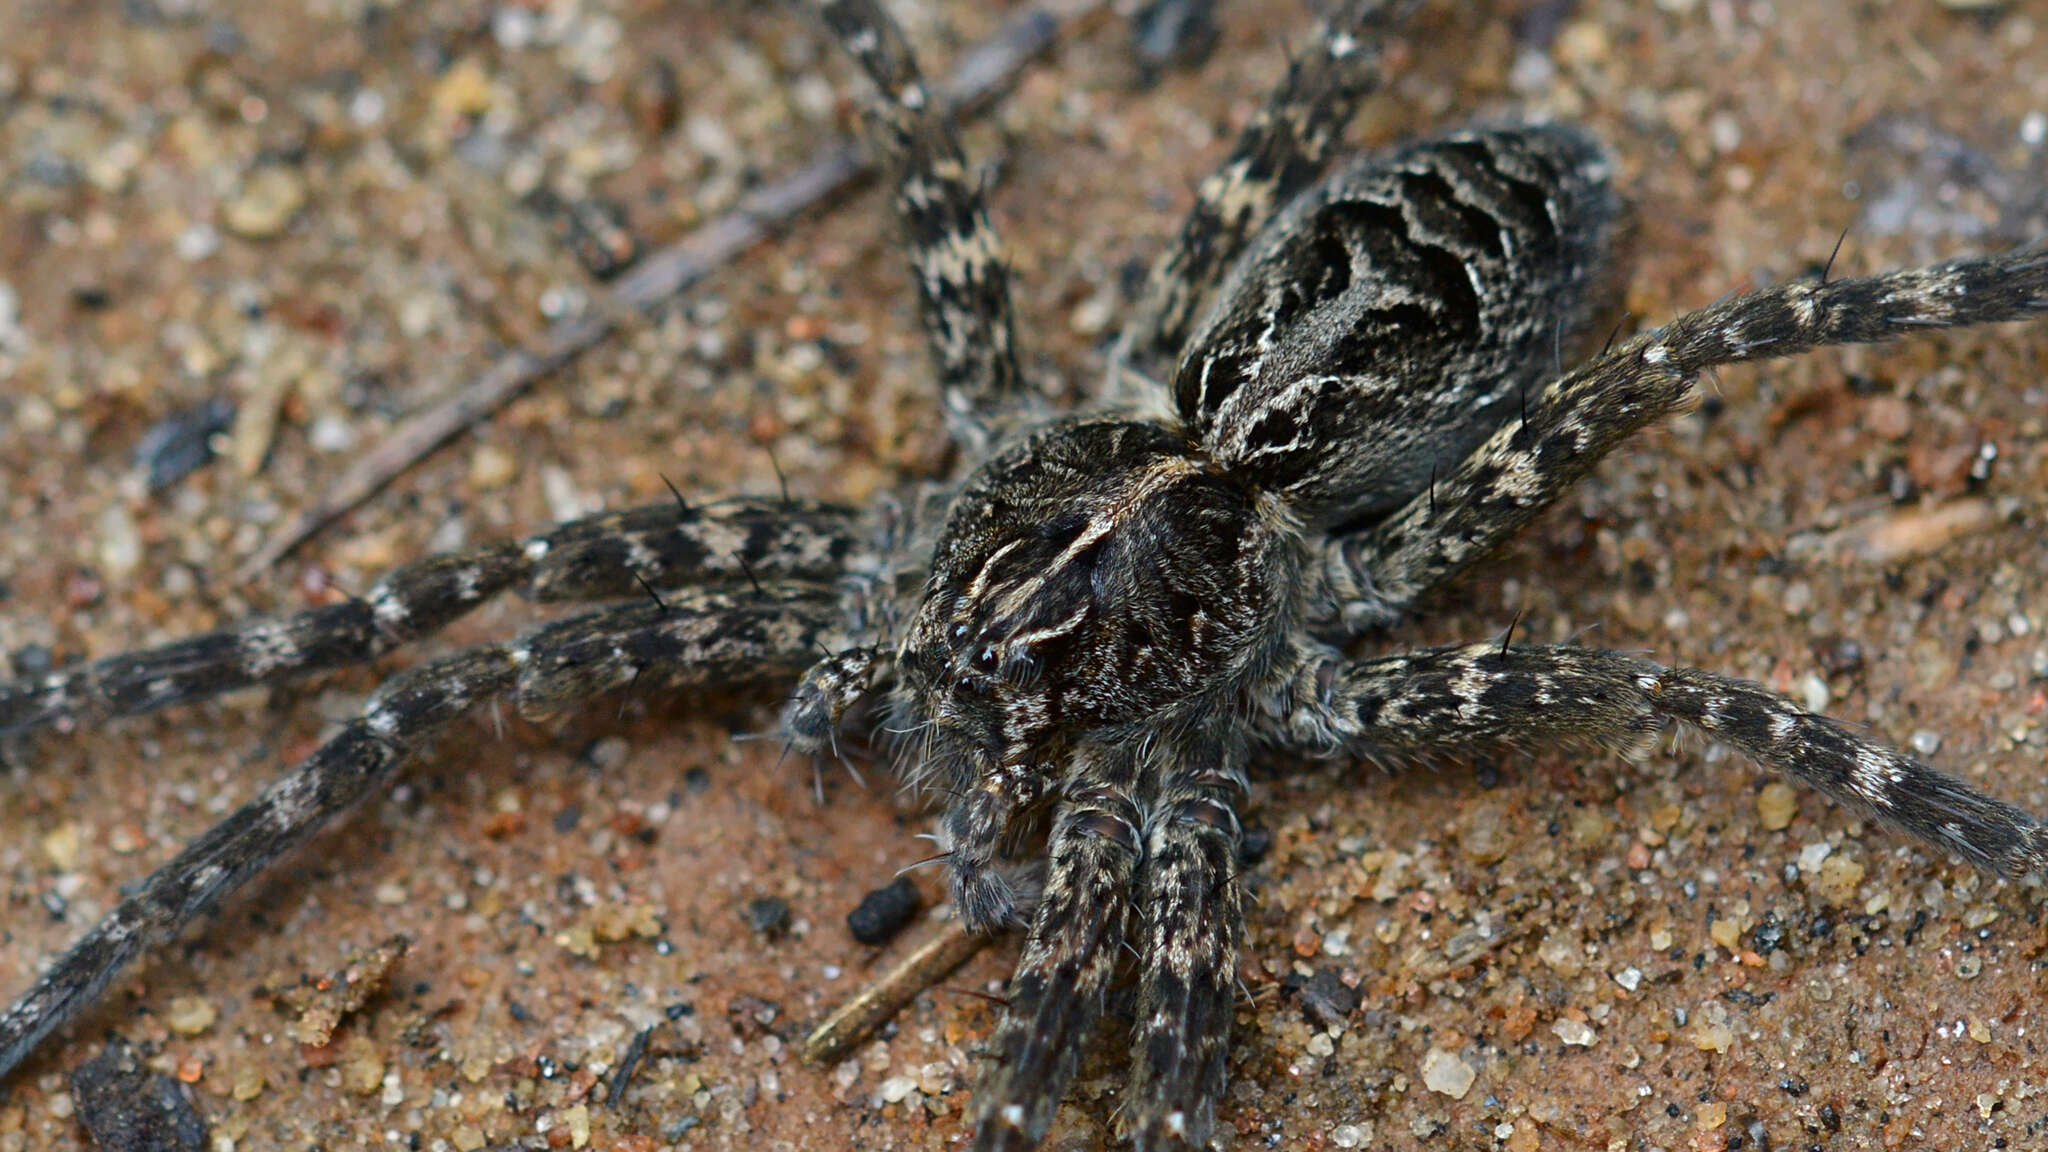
xmin=1316 ymin=247 xmax=2048 ymax=636
xmin=1275 ymin=642 xmax=2047 ymax=877
xmin=0 ymin=587 xmax=841 ymax=1083
xmin=1126 ymin=739 xmax=1248 ymax=1151
xmin=509 ymin=586 xmax=847 ymax=715
xmin=816 ymin=0 xmax=1026 ymax=449
xmin=0 ymin=647 xmax=513 ymax=1083
xmin=1112 ymin=0 xmax=1421 ymax=393
xmin=972 ymin=745 xmax=1143 ymax=1152
xmin=0 ymin=498 xmax=863 ymax=735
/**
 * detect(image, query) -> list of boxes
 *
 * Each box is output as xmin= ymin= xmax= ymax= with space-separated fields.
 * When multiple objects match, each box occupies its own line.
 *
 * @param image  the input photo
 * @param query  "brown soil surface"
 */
xmin=3 ymin=1 xmax=2045 ymax=1149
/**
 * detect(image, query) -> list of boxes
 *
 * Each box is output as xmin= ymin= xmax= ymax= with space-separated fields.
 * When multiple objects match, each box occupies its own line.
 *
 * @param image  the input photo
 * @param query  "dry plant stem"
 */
xmin=801 ymin=919 xmax=995 ymax=1065
xmin=237 ymin=2 xmax=1091 ymax=581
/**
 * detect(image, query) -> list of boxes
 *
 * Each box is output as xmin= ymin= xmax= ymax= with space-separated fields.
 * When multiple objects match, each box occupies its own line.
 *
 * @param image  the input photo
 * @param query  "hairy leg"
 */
xmin=1111 ymin=0 xmax=1422 ymax=395
xmin=0 ymin=498 xmax=862 ymax=735
xmin=1124 ymin=740 xmax=1247 ymax=1151
xmin=0 ymin=588 xmax=841 ymax=1083
xmin=1315 ymin=247 xmax=2048 ymax=635
xmin=1272 ymin=642 xmax=2046 ymax=877
xmin=971 ymin=745 xmax=1142 ymax=1152
xmin=816 ymin=0 xmax=1027 ymax=450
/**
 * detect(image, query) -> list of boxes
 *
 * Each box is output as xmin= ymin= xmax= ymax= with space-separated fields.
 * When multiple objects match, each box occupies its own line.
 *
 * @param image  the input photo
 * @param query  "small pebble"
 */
xmin=1690 ymin=1019 xmax=1735 ymax=1053
xmin=470 ymin=443 xmax=518 ymax=490
xmin=223 ymin=165 xmax=307 ymax=238
xmin=1756 ymin=782 xmax=1798 ymax=831
xmin=174 ymin=223 xmax=220 ymax=261
xmin=1297 ymin=968 xmax=1359 ymax=1031
xmin=1536 ymin=932 xmax=1583 ymax=976
xmin=341 ymin=1038 xmax=383 ymax=1096
xmin=430 ymin=57 xmax=498 ymax=123
xmin=1554 ymin=21 xmax=1609 ymax=68
xmin=745 ymin=896 xmax=792 ymax=940
xmin=1552 ymin=1018 xmax=1597 ymax=1047
xmin=96 ymin=504 xmax=143 ymax=582
xmin=165 ymin=996 xmax=216 ymax=1037
xmin=1709 ymin=918 xmax=1742 ymax=951
xmin=1419 ymin=1048 xmax=1476 ymax=1099
xmin=42 ymin=822 xmax=82 ymax=870
xmin=1797 ymin=673 xmax=1830 ymax=713
xmin=133 ymin=397 xmax=234 ymax=491
xmin=560 ymin=1103 xmax=590 ymax=1148
xmin=1457 ymin=797 xmax=1515 ymax=864
xmin=69 ymin=1041 xmax=207 ymax=1152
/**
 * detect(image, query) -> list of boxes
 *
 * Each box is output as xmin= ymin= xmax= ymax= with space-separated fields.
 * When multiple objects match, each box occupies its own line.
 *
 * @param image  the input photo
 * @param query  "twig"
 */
xmin=237 ymin=3 xmax=1093 ymax=582
xmin=801 ymin=919 xmax=994 ymax=1065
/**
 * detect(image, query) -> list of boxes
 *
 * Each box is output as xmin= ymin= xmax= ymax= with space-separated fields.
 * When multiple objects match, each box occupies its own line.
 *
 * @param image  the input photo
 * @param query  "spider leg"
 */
xmin=0 ymin=587 xmax=841 ymax=1083
xmin=815 ymin=0 xmax=1027 ymax=450
xmin=0 ymin=497 xmax=863 ymax=734
xmin=1273 ymin=642 xmax=2046 ymax=877
xmin=0 ymin=646 xmax=513 ymax=1083
xmin=1111 ymin=0 xmax=1421 ymax=393
xmin=1125 ymin=739 xmax=1247 ymax=1151
xmin=972 ymin=744 xmax=1143 ymax=1151
xmin=523 ymin=497 xmax=863 ymax=602
xmin=510 ymin=586 xmax=845 ymax=716
xmin=1317 ymin=246 xmax=2048 ymax=635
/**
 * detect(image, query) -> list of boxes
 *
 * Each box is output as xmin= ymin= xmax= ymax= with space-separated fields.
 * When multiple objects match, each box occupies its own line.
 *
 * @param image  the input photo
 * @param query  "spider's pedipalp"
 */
xmin=783 ymin=645 xmax=884 ymax=755
xmin=1125 ymin=739 xmax=1247 ymax=1152
xmin=1275 ymin=643 xmax=2047 ymax=878
xmin=1113 ymin=0 xmax=1421 ymax=398
xmin=972 ymin=744 xmax=1142 ymax=1151
xmin=1324 ymin=246 xmax=2048 ymax=632
xmin=815 ymin=0 xmax=1027 ymax=449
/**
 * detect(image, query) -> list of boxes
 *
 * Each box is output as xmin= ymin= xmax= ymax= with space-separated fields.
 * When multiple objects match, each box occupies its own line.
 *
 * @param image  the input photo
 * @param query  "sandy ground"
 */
xmin=2 ymin=1 xmax=2046 ymax=1149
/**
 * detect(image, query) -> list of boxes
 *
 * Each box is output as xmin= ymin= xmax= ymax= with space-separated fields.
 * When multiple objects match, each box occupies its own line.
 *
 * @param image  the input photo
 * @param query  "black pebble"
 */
xmin=70 ymin=1039 xmax=209 ymax=1152
xmin=745 ymin=896 xmax=792 ymax=940
xmin=846 ymin=877 xmax=920 ymax=946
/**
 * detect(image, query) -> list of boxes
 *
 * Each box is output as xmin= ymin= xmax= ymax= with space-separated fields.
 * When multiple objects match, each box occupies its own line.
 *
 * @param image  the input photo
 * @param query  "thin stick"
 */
xmin=801 ymin=920 xmax=994 ymax=1065
xmin=238 ymin=3 xmax=1092 ymax=582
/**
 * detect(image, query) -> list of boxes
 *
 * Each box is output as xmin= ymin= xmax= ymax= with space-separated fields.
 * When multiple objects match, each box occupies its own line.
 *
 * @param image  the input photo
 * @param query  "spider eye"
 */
xmin=949 ymin=622 xmax=973 ymax=647
xmin=974 ymin=646 xmax=1000 ymax=672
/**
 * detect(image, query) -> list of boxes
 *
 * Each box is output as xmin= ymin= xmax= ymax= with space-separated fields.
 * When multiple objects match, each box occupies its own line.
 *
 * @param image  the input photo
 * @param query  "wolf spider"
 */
xmin=5 ymin=0 xmax=2048 ymax=1148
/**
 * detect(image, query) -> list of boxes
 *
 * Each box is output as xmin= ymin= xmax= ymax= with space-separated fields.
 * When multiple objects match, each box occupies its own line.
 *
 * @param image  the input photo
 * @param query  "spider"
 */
xmin=4 ymin=0 xmax=2047 ymax=1149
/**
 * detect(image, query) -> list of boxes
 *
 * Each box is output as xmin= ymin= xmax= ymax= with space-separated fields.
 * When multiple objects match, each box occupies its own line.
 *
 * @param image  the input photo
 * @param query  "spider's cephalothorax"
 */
xmin=895 ymin=418 xmax=1293 ymax=925
xmin=5 ymin=1 xmax=2048 ymax=1149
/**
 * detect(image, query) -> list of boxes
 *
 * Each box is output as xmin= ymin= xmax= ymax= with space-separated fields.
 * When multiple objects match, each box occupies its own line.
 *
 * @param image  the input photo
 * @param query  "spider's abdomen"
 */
xmin=1175 ymin=125 xmax=1625 ymax=528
